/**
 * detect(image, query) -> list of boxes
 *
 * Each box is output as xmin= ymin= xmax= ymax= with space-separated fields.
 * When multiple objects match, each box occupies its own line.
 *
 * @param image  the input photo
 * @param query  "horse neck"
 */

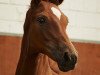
xmin=16 ymin=34 xmax=60 ymax=75
xmin=16 ymin=33 xmax=39 ymax=75
xmin=16 ymin=46 xmax=38 ymax=75
xmin=16 ymin=50 xmax=60 ymax=75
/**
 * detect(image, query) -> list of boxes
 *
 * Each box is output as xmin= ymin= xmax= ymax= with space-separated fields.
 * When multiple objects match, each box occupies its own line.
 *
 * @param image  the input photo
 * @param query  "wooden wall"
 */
xmin=0 ymin=35 xmax=100 ymax=75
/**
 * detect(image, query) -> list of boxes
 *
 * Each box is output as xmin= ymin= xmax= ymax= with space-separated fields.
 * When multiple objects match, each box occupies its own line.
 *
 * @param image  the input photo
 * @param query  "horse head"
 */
xmin=25 ymin=0 xmax=78 ymax=72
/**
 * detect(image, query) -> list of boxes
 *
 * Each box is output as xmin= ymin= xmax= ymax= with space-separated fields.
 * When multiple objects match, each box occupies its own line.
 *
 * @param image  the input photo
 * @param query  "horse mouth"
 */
xmin=58 ymin=62 xmax=75 ymax=72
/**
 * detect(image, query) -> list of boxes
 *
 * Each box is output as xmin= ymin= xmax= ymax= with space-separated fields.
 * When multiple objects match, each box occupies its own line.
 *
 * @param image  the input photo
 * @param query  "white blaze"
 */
xmin=51 ymin=7 xmax=61 ymax=20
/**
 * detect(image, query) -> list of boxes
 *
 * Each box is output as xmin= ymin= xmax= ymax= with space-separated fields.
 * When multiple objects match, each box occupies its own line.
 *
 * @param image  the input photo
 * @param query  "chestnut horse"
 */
xmin=15 ymin=0 xmax=78 ymax=75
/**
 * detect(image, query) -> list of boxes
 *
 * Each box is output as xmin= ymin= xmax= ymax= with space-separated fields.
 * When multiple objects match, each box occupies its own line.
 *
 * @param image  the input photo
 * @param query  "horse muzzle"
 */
xmin=45 ymin=41 xmax=78 ymax=72
xmin=57 ymin=52 xmax=77 ymax=72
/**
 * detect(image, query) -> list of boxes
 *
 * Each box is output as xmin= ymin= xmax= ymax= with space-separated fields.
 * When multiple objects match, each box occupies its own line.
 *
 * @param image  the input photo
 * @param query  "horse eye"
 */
xmin=37 ymin=16 xmax=47 ymax=25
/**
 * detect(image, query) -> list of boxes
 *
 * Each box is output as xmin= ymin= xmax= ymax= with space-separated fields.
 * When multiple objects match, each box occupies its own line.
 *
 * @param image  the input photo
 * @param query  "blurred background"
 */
xmin=0 ymin=0 xmax=100 ymax=75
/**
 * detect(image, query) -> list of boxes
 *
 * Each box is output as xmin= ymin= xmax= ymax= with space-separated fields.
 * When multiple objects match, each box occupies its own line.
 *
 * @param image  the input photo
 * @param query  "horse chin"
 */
xmin=57 ymin=61 xmax=75 ymax=72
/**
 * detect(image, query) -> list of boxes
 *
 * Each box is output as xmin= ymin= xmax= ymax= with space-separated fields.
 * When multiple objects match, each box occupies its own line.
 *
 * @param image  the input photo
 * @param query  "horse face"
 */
xmin=29 ymin=0 xmax=78 ymax=72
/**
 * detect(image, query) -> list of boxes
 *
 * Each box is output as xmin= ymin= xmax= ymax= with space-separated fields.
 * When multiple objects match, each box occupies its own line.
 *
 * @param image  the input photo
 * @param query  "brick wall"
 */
xmin=0 ymin=36 xmax=100 ymax=75
xmin=0 ymin=0 xmax=100 ymax=42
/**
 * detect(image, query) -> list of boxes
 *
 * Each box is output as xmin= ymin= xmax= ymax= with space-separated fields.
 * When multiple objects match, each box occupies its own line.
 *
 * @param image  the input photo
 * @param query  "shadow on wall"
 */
xmin=0 ymin=35 xmax=100 ymax=75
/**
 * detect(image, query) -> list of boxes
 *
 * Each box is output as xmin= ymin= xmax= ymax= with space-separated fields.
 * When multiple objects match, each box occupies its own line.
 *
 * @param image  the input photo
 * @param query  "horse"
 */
xmin=15 ymin=0 xmax=78 ymax=75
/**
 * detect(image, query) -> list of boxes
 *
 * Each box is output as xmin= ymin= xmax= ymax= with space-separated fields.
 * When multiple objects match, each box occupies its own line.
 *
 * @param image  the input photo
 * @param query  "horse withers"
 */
xmin=15 ymin=0 xmax=78 ymax=75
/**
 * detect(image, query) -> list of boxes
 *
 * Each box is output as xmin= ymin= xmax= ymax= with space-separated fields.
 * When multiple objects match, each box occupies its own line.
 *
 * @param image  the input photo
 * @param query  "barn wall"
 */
xmin=0 ymin=35 xmax=100 ymax=75
xmin=0 ymin=0 xmax=100 ymax=42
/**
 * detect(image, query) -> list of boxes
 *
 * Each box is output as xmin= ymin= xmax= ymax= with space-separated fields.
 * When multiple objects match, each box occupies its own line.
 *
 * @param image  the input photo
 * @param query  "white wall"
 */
xmin=0 ymin=0 xmax=100 ymax=43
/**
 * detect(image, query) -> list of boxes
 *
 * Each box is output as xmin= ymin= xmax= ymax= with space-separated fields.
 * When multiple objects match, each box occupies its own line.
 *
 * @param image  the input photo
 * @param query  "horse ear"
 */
xmin=31 ymin=0 xmax=42 ymax=8
xmin=49 ymin=0 xmax=64 ymax=5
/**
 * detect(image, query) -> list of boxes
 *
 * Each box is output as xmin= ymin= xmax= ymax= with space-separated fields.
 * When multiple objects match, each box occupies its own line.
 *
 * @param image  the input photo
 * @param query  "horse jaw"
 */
xmin=35 ymin=53 xmax=61 ymax=75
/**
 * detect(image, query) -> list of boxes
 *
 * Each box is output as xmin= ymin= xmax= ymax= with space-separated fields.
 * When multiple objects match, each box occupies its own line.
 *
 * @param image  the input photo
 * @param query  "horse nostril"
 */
xmin=63 ymin=52 xmax=71 ymax=62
